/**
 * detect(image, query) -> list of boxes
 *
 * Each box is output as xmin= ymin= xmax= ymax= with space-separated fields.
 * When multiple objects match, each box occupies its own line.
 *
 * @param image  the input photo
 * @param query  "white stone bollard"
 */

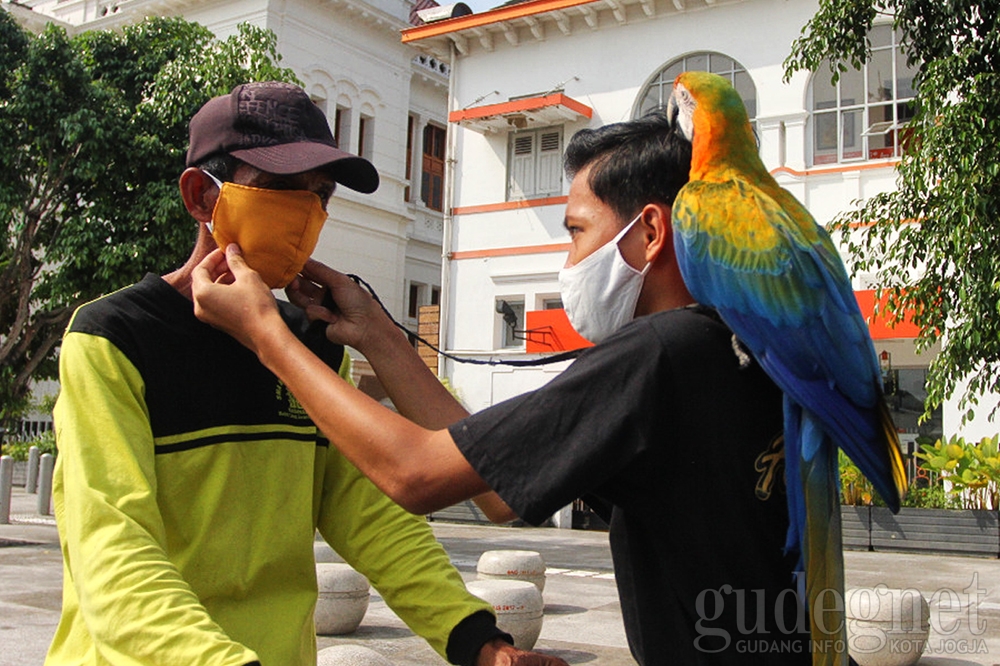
xmin=316 ymin=645 xmax=393 ymax=666
xmin=846 ymin=587 xmax=930 ymax=666
xmin=466 ymin=579 xmax=543 ymax=650
xmin=0 ymin=456 xmax=13 ymax=525
xmin=37 ymin=453 xmax=54 ymax=516
xmin=476 ymin=550 xmax=546 ymax=592
xmin=315 ymin=563 xmax=370 ymax=635
xmin=26 ymin=446 xmax=40 ymax=494
xmin=314 ymin=540 xmax=343 ymax=564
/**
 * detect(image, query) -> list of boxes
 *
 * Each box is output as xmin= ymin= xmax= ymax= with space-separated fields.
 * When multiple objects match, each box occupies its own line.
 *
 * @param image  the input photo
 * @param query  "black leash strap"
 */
xmin=344 ymin=274 xmax=583 ymax=367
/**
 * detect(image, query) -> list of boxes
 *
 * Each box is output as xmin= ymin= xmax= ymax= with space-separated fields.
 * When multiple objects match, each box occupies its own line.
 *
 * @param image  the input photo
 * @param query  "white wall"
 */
xmin=944 ymin=377 xmax=1000 ymax=441
xmin=15 ymin=0 xmax=450 ymax=397
xmin=19 ymin=0 xmax=447 ymax=328
xmin=432 ymin=0 xmax=981 ymax=439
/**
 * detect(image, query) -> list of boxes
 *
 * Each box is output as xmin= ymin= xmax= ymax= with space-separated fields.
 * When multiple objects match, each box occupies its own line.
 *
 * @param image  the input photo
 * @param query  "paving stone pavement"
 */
xmin=2 ymin=486 xmax=999 ymax=665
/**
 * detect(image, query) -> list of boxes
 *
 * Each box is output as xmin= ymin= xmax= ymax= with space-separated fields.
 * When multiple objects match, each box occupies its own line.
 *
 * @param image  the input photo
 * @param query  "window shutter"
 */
xmin=536 ymin=131 xmax=562 ymax=195
xmin=509 ymin=134 xmax=535 ymax=198
xmin=422 ymin=124 xmax=446 ymax=211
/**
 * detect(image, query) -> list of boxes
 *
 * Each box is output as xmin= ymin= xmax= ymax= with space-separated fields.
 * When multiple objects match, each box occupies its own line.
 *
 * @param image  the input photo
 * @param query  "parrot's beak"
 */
xmin=666 ymin=91 xmax=678 ymax=128
xmin=666 ymin=84 xmax=694 ymax=143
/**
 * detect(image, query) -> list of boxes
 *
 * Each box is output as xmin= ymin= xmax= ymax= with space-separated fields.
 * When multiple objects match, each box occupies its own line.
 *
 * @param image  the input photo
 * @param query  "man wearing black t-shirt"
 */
xmin=193 ymin=112 xmax=814 ymax=664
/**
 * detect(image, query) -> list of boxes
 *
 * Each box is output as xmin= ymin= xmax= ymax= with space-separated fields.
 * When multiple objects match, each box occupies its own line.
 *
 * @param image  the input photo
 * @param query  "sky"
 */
xmin=459 ymin=0 xmax=505 ymax=15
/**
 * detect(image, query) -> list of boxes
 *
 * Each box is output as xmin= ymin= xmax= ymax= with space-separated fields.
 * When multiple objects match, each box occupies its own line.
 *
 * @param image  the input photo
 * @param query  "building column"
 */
xmin=784 ymin=115 xmax=808 ymax=172
xmin=757 ymin=117 xmax=785 ymax=170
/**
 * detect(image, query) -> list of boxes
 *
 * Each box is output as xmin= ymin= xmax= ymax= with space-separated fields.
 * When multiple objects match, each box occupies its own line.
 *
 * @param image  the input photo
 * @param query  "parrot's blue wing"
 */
xmin=672 ymin=177 xmax=906 ymax=510
xmin=673 ymin=175 xmax=904 ymax=666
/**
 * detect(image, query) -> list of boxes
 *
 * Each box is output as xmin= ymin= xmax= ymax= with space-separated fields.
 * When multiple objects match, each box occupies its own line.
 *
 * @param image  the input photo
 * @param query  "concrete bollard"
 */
xmin=314 ymin=563 xmax=370 ymax=635
xmin=314 ymin=540 xmax=343 ymax=564
xmin=477 ymin=550 xmax=547 ymax=592
xmin=0 ymin=455 xmax=13 ymax=525
xmin=846 ymin=587 xmax=930 ymax=666
xmin=26 ymin=446 xmax=40 ymax=494
xmin=37 ymin=453 xmax=54 ymax=516
xmin=466 ymin=579 xmax=543 ymax=650
xmin=316 ymin=645 xmax=393 ymax=666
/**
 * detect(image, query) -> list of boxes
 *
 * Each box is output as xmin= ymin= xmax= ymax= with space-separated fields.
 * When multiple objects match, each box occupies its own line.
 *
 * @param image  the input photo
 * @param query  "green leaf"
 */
xmin=790 ymin=0 xmax=1000 ymax=425
xmin=0 ymin=15 xmax=298 ymax=430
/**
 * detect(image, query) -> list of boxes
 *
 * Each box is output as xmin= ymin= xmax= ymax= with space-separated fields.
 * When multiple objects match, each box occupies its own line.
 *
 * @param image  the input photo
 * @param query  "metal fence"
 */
xmin=0 ymin=419 xmax=54 ymax=443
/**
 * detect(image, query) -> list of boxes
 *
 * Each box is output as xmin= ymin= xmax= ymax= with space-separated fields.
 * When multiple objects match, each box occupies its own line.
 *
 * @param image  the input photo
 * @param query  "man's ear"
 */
xmin=639 ymin=202 xmax=673 ymax=265
xmin=179 ymin=167 xmax=218 ymax=223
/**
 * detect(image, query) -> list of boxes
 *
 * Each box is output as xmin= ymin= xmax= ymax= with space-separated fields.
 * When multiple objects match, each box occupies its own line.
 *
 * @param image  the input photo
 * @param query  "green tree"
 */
xmin=784 ymin=0 xmax=1000 ymax=423
xmin=0 ymin=12 xmax=300 ymax=430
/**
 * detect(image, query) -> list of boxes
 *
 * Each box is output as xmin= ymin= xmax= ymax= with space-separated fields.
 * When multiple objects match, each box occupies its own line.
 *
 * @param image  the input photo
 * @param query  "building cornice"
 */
xmin=9 ymin=0 xmax=410 ymax=36
xmin=411 ymin=52 xmax=450 ymax=89
xmin=316 ymin=0 xmax=411 ymax=35
xmin=2 ymin=1 xmax=70 ymax=32
xmin=401 ymin=0 xmax=741 ymax=58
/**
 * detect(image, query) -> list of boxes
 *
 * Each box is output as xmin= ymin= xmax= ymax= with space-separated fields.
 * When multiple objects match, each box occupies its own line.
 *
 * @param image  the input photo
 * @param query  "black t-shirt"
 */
xmin=450 ymin=306 xmax=811 ymax=665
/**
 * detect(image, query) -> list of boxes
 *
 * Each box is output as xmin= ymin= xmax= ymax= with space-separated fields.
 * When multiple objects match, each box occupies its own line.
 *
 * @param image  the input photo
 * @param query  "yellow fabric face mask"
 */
xmin=206 ymin=174 xmax=328 ymax=289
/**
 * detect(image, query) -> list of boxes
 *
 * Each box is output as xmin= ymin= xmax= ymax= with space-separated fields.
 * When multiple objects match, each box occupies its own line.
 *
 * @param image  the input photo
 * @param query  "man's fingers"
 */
xmin=475 ymin=641 xmax=571 ymax=666
xmin=224 ymin=243 xmax=253 ymax=277
xmin=304 ymin=304 xmax=339 ymax=324
xmin=301 ymin=258 xmax=353 ymax=290
xmin=193 ymin=248 xmax=227 ymax=287
xmin=286 ymin=275 xmax=324 ymax=309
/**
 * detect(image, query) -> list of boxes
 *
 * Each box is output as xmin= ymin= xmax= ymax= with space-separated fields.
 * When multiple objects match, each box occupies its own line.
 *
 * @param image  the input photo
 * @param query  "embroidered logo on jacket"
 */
xmin=276 ymin=382 xmax=310 ymax=421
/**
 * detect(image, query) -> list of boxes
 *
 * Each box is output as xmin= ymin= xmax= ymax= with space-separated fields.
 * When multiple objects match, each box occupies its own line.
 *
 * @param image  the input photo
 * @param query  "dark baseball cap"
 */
xmin=186 ymin=81 xmax=379 ymax=194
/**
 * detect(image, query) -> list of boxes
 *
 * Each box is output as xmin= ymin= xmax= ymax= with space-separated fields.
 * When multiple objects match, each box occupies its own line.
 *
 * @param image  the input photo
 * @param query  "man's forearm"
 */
xmin=359 ymin=320 xmax=469 ymax=429
xmin=256 ymin=323 xmax=489 ymax=514
xmin=357 ymin=319 xmax=517 ymax=522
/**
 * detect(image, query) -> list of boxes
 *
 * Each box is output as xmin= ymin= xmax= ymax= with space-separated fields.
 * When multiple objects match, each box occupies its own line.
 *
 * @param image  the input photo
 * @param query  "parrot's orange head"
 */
xmin=666 ymin=71 xmax=759 ymax=173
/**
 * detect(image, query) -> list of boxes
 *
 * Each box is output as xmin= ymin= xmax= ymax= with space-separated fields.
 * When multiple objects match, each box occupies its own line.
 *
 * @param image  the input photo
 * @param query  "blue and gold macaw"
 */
xmin=666 ymin=71 xmax=907 ymax=664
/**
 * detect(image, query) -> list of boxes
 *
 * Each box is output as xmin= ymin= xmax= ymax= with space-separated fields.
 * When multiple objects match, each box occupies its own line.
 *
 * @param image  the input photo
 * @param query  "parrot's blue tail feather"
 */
xmin=798 ymin=408 xmax=849 ymax=666
xmin=783 ymin=397 xmax=805 ymax=564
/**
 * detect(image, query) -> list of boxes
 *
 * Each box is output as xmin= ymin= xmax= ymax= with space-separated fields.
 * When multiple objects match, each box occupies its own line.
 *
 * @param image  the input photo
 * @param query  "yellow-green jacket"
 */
xmin=47 ymin=275 xmax=496 ymax=666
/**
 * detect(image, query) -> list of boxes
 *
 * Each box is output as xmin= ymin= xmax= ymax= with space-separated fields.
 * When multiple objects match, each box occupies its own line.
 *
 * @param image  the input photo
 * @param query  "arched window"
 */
xmin=810 ymin=24 xmax=917 ymax=165
xmin=635 ymin=52 xmax=757 ymax=126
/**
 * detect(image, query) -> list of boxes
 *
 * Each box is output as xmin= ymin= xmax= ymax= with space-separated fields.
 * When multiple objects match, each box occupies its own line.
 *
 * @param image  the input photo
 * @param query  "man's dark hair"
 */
xmin=563 ymin=111 xmax=691 ymax=223
xmin=196 ymin=153 xmax=239 ymax=182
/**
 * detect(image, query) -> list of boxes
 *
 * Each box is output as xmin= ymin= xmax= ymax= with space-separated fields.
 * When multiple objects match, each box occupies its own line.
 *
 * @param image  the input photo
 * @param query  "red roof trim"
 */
xmin=402 ymin=0 xmax=599 ymax=42
xmin=449 ymin=93 xmax=592 ymax=123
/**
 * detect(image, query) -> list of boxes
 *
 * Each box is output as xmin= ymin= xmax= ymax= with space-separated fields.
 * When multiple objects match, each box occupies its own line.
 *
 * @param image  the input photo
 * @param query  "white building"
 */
xmin=9 ymin=0 xmax=995 ymax=444
xmin=403 ymin=0 xmax=994 ymax=445
xmin=6 ymin=0 xmax=450 ymax=398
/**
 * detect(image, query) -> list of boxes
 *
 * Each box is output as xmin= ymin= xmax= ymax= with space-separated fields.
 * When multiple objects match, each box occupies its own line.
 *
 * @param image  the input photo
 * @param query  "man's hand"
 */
xmin=191 ymin=244 xmax=284 ymax=356
xmin=475 ymin=638 xmax=570 ymax=666
xmin=286 ymin=259 xmax=398 ymax=353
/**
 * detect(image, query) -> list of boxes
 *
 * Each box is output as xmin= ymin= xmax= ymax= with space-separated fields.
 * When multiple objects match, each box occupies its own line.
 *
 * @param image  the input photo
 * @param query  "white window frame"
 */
xmin=507 ymin=127 xmax=563 ymax=201
xmin=358 ymin=113 xmax=374 ymax=162
xmin=809 ymin=25 xmax=916 ymax=166
xmin=334 ymin=105 xmax=351 ymax=151
xmin=635 ymin=52 xmax=757 ymax=131
xmin=407 ymin=281 xmax=426 ymax=321
xmin=495 ymin=297 xmax=526 ymax=349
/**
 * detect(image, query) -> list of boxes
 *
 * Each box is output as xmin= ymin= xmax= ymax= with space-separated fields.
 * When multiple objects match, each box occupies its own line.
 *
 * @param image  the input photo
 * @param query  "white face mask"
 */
xmin=558 ymin=214 xmax=651 ymax=344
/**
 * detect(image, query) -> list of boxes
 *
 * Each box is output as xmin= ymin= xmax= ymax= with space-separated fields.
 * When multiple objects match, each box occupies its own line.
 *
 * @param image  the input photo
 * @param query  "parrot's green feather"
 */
xmin=671 ymin=71 xmax=908 ymax=666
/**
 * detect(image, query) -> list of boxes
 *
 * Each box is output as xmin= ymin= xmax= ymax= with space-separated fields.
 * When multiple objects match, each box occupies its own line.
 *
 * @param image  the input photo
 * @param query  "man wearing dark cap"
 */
xmin=48 ymin=82 xmax=565 ymax=666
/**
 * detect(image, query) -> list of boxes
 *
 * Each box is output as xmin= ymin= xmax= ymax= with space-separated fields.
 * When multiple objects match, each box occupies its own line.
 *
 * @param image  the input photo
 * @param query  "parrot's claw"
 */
xmin=731 ymin=334 xmax=752 ymax=368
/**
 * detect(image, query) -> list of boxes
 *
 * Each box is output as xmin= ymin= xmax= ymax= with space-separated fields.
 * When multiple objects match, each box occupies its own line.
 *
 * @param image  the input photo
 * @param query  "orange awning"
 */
xmin=449 ymin=93 xmax=592 ymax=133
xmin=524 ymin=308 xmax=593 ymax=352
xmin=521 ymin=290 xmax=918 ymax=357
xmin=855 ymin=290 xmax=921 ymax=340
